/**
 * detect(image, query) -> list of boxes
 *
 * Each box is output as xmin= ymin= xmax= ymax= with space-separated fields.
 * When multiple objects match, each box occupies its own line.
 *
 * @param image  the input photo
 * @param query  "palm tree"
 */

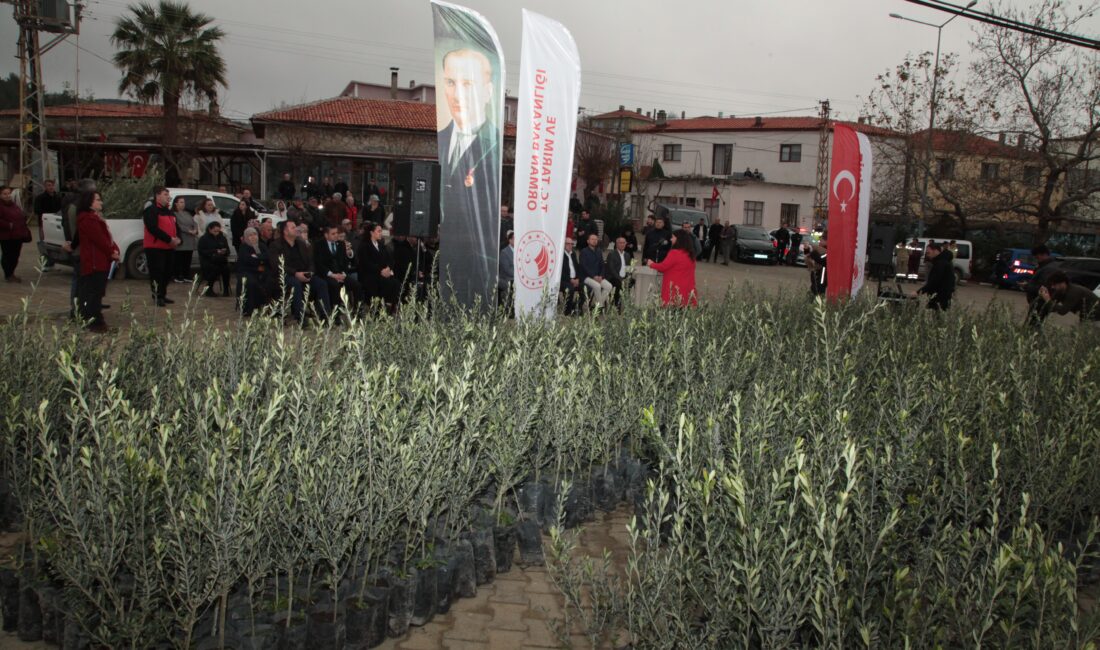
xmin=111 ymin=1 xmax=226 ymax=185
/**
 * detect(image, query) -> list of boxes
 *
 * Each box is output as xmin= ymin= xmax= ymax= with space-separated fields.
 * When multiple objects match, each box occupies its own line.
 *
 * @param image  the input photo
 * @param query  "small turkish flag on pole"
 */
xmin=711 ymin=185 xmax=720 ymax=202
xmin=129 ymin=150 xmax=149 ymax=179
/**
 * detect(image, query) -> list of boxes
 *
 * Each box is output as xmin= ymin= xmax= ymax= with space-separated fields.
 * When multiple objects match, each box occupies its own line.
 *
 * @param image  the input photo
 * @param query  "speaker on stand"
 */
xmin=391 ymin=161 xmax=440 ymax=239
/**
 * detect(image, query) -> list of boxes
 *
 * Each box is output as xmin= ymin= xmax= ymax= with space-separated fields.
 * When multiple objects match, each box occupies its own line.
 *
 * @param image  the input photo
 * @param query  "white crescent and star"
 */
xmin=832 ymin=170 xmax=857 ymax=213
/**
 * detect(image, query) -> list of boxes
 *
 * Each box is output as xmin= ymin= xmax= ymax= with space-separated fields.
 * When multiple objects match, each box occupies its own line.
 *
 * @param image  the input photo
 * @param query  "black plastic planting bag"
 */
xmin=518 ymin=481 xmax=547 ymax=525
xmin=411 ymin=565 xmax=438 ymax=626
xmin=36 ymin=585 xmax=62 ymax=645
xmin=384 ymin=569 xmax=416 ymax=638
xmin=452 ymin=538 xmax=477 ymax=599
xmin=563 ymin=477 xmax=593 ymax=529
xmin=434 ymin=545 xmax=457 ymax=614
xmin=307 ymin=601 xmax=346 ymax=650
xmin=515 ymin=518 xmax=544 ymax=566
xmin=493 ymin=525 xmax=517 ymax=574
xmin=466 ymin=529 xmax=497 ymax=585
xmin=592 ymin=464 xmax=622 ymax=512
xmin=0 ymin=568 xmax=18 ymax=632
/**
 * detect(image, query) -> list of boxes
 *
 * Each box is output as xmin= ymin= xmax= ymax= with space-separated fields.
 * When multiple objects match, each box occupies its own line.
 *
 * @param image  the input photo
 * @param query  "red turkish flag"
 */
xmin=104 ymin=152 xmax=123 ymax=175
xmin=711 ymin=185 xmax=720 ymax=201
xmin=825 ymin=124 xmax=861 ymax=302
xmin=128 ymin=150 xmax=149 ymax=179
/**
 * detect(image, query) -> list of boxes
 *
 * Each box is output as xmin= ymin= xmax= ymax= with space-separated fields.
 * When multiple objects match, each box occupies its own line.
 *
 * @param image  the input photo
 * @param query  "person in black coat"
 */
xmin=229 ymin=200 xmax=255 ymax=251
xmin=560 ymin=238 xmax=582 ymax=315
xmin=621 ymin=225 xmax=639 ymax=258
xmin=916 ymin=241 xmax=956 ymax=310
xmin=236 ymin=227 xmax=268 ymax=316
xmin=357 ymin=221 xmax=398 ymax=314
xmin=643 ymin=217 xmax=671 ymax=263
xmin=706 ymin=221 xmax=724 ymax=263
xmin=391 ymin=236 xmax=417 ymax=300
xmin=314 ymin=224 xmax=361 ymax=316
xmin=197 ymin=221 xmax=232 ymax=297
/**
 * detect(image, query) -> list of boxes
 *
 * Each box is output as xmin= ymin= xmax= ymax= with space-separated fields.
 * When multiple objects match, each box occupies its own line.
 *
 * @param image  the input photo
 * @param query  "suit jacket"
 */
xmin=357 ymin=238 xmax=395 ymax=299
xmin=579 ymin=246 xmax=605 ymax=280
xmin=437 ymin=119 xmax=502 ymax=308
xmin=560 ymin=250 xmax=581 ymax=290
xmin=315 ymin=239 xmax=354 ymax=277
xmin=498 ymin=245 xmax=514 ymax=290
xmin=604 ymin=249 xmax=632 ymax=287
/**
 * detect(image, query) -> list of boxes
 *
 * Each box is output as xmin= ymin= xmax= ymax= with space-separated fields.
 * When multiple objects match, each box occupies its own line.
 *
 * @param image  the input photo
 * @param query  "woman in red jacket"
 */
xmin=647 ymin=228 xmax=698 ymax=307
xmin=76 ymin=191 xmax=119 ymax=332
xmin=0 ymin=186 xmax=31 ymax=283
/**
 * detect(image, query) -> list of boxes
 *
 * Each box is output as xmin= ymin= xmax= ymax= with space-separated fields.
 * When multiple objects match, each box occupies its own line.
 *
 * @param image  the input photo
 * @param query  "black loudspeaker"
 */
xmin=868 ymin=225 xmax=897 ymax=267
xmin=392 ymin=161 xmax=440 ymax=238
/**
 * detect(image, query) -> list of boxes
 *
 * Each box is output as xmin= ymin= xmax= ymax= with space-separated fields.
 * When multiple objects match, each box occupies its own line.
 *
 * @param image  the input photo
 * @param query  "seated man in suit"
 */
xmin=580 ymin=232 xmax=613 ymax=308
xmin=605 ymin=235 xmax=633 ymax=309
xmin=267 ymin=221 xmax=331 ymax=324
xmin=314 ymin=224 xmax=361 ymax=318
xmin=560 ymin=237 xmax=582 ymax=316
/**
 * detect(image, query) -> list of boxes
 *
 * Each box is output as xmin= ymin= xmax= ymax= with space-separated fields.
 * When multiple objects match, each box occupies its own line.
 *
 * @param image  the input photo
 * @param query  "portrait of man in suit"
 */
xmin=436 ymin=46 xmax=502 ymax=310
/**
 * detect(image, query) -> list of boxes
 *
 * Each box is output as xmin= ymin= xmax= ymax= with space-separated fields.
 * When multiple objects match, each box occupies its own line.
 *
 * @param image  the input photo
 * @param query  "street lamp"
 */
xmin=891 ymin=0 xmax=978 ymax=237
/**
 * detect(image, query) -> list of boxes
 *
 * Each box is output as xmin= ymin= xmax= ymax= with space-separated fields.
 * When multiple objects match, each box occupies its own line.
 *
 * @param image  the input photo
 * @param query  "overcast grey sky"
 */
xmin=1 ymin=0 xmax=1095 ymax=122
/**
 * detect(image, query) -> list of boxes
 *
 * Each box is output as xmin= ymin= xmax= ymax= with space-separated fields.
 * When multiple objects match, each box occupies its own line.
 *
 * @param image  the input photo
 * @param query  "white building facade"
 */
xmin=631 ymin=117 xmax=901 ymax=232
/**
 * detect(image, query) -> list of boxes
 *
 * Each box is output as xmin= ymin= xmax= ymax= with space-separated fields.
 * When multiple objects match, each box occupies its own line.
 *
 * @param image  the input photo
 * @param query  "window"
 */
xmin=1023 ymin=166 xmax=1041 ymax=187
xmin=780 ymin=144 xmax=801 ymax=162
xmin=177 ymin=194 xmax=207 ymax=214
xmin=713 ymin=144 xmax=733 ymax=175
xmin=743 ymin=200 xmax=764 ymax=226
xmin=684 ymin=197 xmax=697 ymax=207
xmin=228 ymin=161 xmax=253 ymax=185
xmin=937 ymin=158 xmax=956 ymax=179
xmin=662 ymin=144 xmax=682 ymax=162
xmin=981 ymin=162 xmax=1000 ymax=181
xmin=780 ymin=203 xmax=799 ymax=225
xmin=955 ymin=243 xmax=970 ymax=260
xmin=213 ymin=196 xmax=240 ymax=218
xmin=704 ymin=198 xmax=719 ymax=224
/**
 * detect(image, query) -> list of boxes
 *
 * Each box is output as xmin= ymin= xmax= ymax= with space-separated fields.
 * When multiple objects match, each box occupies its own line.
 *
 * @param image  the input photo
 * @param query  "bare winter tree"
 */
xmin=969 ymin=0 xmax=1100 ymax=242
xmin=574 ymin=129 xmax=618 ymax=197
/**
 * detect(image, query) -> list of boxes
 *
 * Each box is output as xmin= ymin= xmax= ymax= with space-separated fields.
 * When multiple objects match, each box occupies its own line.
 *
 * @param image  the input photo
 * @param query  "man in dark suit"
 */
xmin=580 ymin=232 xmax=613 ymax=308
xmin=560 ymin=237 xmax=582 ymax=316
xmin=314 ymin=224 xmax=360 ymax=317
xmin=605 ymin=235 xmax=633 ymax=309
xmin=437 ymin=47 xmax=501 ymax=311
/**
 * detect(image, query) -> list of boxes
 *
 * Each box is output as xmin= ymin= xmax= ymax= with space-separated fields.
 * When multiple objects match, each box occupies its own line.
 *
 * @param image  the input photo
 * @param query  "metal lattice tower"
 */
xmin=5 ymin=0 xmax=81 ymax=204
xmin=812 ymin=99 xmax=831 ymax=229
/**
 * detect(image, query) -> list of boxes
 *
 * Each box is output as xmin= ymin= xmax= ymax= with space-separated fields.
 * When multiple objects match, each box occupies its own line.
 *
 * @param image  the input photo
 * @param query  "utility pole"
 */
xmin=5 ymin=0 xmax=81 ymax=206
xmin=812 ymin=99 xmax=831 ymax=231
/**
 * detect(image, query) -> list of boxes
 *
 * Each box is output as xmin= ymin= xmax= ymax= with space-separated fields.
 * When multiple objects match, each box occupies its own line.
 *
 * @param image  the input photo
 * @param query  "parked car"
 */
xmin=990 ymin=248 xmax=1042 ymax=289
xmin=895 ymin=237 xmax=975 ymax=283
xmin=654 ymin=204 xmax=712 ymax=231
xmin=1054 ymin=256 xmax=1100 ymax=290
xmin=39 ymin=188 xmax=276 ymax=280
xmin=732 ymin=225 xmax=779 ymax=264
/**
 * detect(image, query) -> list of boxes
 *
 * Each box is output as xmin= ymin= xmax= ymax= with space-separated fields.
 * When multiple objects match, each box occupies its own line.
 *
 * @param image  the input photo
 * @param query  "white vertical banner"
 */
xmin=851 ymin=132 xmax=873 ymax=296
xmin=512 ymin=9 xmax=581 ymax=319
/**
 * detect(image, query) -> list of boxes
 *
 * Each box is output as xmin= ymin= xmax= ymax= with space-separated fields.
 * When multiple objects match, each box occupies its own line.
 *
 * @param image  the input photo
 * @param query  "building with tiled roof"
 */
xmin=588 ymin=107 xmax=655 ymax=136
xmin=627 ymin=113 xmax=903 ymax=231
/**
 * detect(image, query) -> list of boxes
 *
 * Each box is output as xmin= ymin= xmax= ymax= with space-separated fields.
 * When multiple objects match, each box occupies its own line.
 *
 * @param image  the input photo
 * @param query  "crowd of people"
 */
xmin=9 ymin=175 xmax=1100 ymax=328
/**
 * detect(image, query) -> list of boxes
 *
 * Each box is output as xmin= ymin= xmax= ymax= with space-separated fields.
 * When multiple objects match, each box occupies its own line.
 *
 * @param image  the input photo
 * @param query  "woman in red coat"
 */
xmin=648 ymin=228 xmax=698 ymax=307
xmin=76 ymin=191 xmax=119 ymax=331
xmin=0 ymin=186 xmax=31 ymax=283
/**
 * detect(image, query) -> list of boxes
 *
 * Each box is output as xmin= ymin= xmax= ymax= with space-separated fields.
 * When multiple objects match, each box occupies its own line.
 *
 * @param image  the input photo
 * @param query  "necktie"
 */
xmin=331 ymin=242 xmax=336 ymax=255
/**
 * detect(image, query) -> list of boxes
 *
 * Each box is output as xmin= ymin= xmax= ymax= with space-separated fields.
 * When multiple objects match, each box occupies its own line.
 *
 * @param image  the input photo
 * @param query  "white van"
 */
xmin=40 ymin=189 xmax=278 ymax=280
xmin=894 ymin=237 xmax=974 ymax=283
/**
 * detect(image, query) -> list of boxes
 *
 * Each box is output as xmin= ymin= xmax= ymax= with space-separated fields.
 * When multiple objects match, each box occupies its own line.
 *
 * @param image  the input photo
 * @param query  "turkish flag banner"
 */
xmin=825 ymin=124 xmax=872 ymax=301
xmin=104 ymin=152 xmax=123 ymax=175
xmin=711 ymin=185 xmax=720 ymax=201
xmin=129 ymin=150 xmax=149 ymax=179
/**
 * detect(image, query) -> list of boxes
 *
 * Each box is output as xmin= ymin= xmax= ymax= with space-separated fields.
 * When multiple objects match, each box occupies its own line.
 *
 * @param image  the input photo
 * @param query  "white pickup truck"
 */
xmin=39 ymin=189 xmax=276 ymax=279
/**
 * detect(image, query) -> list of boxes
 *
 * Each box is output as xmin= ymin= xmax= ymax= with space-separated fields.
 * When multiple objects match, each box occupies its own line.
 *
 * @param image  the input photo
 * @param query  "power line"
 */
xmin=904 ymin=0 xmax=1100 ymax=50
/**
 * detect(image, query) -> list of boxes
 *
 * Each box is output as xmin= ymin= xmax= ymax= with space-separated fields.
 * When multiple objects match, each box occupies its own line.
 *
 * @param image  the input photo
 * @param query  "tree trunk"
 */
xmin=162 ymin=88 xmax=181 ymax=186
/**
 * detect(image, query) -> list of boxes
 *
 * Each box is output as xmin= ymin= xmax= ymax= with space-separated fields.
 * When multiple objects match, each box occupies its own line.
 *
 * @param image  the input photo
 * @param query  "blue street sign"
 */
xmin=619 ymin=143 xmax=634 ymax=167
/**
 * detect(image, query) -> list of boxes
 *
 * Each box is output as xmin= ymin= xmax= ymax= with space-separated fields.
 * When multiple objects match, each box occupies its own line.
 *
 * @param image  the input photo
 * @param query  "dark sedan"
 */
xmin=733 ymin=226 xmax=779 ymax=264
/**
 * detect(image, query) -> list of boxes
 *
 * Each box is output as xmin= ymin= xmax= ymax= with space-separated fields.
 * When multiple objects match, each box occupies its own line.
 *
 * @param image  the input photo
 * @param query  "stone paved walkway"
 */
xmin=380 ymin=509 xmax=633 ymax=650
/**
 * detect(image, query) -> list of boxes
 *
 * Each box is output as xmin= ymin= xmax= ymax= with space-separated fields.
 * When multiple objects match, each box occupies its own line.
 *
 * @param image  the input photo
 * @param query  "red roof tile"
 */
xmin=252 ymin=96 xmax=517 ymax=136
xmin=590 ymin=109 xmax=655 ymax=122
xmin=916 ymin=129 xmax=1032 ymax=158
xmin=634 ymin=116 xmax=897 ymax=137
